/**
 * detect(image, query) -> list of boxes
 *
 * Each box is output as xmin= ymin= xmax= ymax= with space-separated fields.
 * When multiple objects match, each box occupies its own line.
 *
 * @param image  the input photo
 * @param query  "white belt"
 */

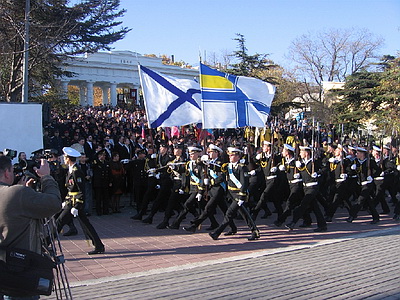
xmin=290 ymin=179 xmax=302 ymax=184
xmin=266 ymin=175 xmax=277 ymax=180
xmin=375 ymin=177 xmax=384 ymax=181
xmin=335 ymin=178 xmax=345 ymax=183
xmin=303 ymin=182 xmax=318 ymax=187
xmin=361 ymin=180 xmax=372 ymax=186
xmin=173 ymin=177 xmax=181 ymax=180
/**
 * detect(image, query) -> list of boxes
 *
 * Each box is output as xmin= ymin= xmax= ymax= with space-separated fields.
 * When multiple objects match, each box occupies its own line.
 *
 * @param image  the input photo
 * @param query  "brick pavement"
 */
xmin=46 ymin=200 xmax=400 ymax=294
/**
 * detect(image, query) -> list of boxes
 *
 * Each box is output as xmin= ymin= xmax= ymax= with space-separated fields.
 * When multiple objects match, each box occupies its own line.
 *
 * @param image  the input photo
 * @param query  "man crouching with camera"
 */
xmin=0 ymin=155 xmax=61 ymax=300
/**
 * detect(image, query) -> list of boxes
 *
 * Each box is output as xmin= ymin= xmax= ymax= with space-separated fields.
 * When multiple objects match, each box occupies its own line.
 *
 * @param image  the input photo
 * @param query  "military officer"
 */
xmin=56 ymin=147 xmax=105 ymax=255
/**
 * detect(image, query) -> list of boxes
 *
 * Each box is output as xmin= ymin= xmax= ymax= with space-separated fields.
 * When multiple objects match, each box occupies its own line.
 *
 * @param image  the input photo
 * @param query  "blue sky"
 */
xmin=112 ymin=0 xmax=400 ymax=68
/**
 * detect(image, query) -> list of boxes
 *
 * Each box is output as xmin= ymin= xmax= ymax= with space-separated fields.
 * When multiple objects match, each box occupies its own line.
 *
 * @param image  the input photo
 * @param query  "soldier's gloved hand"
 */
xmin=148 ymin=168 xmax=156 ymax=173
xmin=279 ymin=165 xmax=286 ymax=171
xmin=293 ymin=173 xmax=301 ymax=179
xmin=380 ymin=172 xmax=385 ymax=177
xmin=270 ymin=167 xmax=277 ymax=173
xmin=248 ymin=170 xmax=256 ymax=176
xmin=255 ymin=153 xmax=262 ymax=160
xmin=397 ymin=165 xmax=400 ymax=171
xmin=295 ymin=161 xmax=302 ymax=168
xmin=155 ymin=184 xmax=161 ymax=189
xmin=151 ymin=154 xmax=157 ymax=159
xmin=351 ymin=164 xmax=357 ymax=170
xmin=169 ymin=164 xmax=175 ymax=170
xmin=121 ymin=159 xmax=129 ymax=164
xmin=62 ymin=201 xmax=67 ymax=209
xmin=196 ymin=193 xmax=202 ymax=201
xmin=311 ymin=172 xmax=318 ymax=178
xmin=367 ymin=176 xmax=373 ymax=183
xmin=201 ymin=155 xmax=209 ymax=164
xmin=155 ymin=173 xmax=160 ymax=180
xmin=71 ymin=207 xmax=78 ymax=217
xmin=237 ymin=200 xmax=244 ymax=206
xmin=239 ymin=158 xmax=246 ymax=164
xmin=340 ymin=173 xmax=348 ymax=179
xmin=329 ymin=157 xmax=335 ymax=163
xmin=203 ymin=178 xmax=210 ymax=185
xmin=178 ymin=189 xmax=184 ymax=195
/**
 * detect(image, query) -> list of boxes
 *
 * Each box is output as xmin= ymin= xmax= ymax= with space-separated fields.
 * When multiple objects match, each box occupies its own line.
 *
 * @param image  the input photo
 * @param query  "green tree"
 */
xmin=0 ymin=0 xmax=130 ymax=102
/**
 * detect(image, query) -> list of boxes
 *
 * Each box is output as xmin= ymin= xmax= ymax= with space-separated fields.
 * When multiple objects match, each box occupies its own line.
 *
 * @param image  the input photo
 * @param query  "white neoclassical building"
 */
xmin=59 ymin=51 xmax=199 ymax=106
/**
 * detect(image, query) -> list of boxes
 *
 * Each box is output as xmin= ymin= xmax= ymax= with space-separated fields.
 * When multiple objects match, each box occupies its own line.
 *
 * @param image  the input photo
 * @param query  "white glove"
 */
xmin=201 ymin=155 xmax=209 ymax=163
xmin=178 ymin=189 xmax=184 ymax=195
xmin=239 ymin=158 xmax=245 ymax=164
xmin=151 ymin=153 xmax=157 ymax=159
xmin=71 ymin=207 xmax=78 ymax=217
xmin=249 ymin=170 xmax=256 ymax=176
xmin=311 ymin=172 xmax=318 ymax=178
xmin=255 ymin=153 xmax=262 ymax=160
xmin=351 ymin=164 xmax=357 ymax=170
xmin=279 ymin=165 xmax=286 ymax=171
xmin=203 ymin=178 xmax=210 ymax=185
xmin=367 ymin=176 xmax=373 ymax=183
xmin=329 ymin=157 xmax=335 ymax=163
xmin=169 ymin=164 xmax=175 ymax=170
xmin=397 ymin=165 xmax=400 ymax=171
xmin=340 ymin=173 xmax=348 ymax=179
xmin=196 ymin=193 xmax=202 ymax=201
xmin=295 ymin=161 xmax=302 ymax=168
xmin=155 ymin=173 xmax=160 ymax=180
xmin=155 ymin=184 xmax=161 ymax=189
xmin=121 ymin=159 xmax=129 ymax=164
xmin=270 ymin=167 xmax=277 ymax=173
xmin=237 ymin=200 xmax=244 ymax=206
xmin=293 ymin=173 xmax=300 ymax=179
xmin=148 ymin=168 xmax=156 ymax=173
xmin=380 ymin=172 xmax=384 ymax=177
xmin=62 ymin=201 xmax=67 ymax=209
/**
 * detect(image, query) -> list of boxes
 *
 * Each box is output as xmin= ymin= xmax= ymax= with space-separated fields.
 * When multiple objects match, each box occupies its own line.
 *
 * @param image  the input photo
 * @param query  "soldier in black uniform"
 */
xmin=373 ymin=145 xmax=397 ymax=214
xmin=92 ymin=150 xmax=111 ymax=215
xmin=324 ymin=144 xmax=354 ymax=222
xmin=131 ymin=146 xmax=159 ymax=220
xmin=56 ymin=147 xmax=105 ymax=255
xmin=168 ymin=146 xmax=204 ymax=229
xmin=252 ymin=140 xmax=282 ymax=220
xmin=142 ymin=143 xmax=173 ymax=224
xmin=209 ymin=147 xmax=260 ymax=241
xmin=346 ymin=146 xmax=381 ymax=224
xmin=274 ymin=144 xmax=304 ymax=227
xmin=128 ymin=149 xmax=148 ymax=212
xmin=183 ymin=144 xmax=236 ymax=233
xmin=156 ymin=143 xmax=188 ymax=229
xmin=285 ymin=146 xmax=328 ymax=232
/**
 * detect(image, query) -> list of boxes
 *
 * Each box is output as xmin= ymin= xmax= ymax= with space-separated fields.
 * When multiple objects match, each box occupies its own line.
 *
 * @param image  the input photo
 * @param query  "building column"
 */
xmin=61 ymin=81 xmax=69 ymax=99
xmin=110 ymin=82 xmax=117 ymax=107
xmin=101 ymin=85 xmax=109 ymax=105
xmin=79 ymin=84 xmax=86 ymax=106
xmin=86 ymin=81 xmax=94 ymax=106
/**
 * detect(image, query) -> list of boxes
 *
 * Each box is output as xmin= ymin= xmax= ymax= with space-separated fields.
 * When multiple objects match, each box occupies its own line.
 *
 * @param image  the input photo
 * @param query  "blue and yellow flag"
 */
xmin=199 ymin=63 xmax=275 ymax=129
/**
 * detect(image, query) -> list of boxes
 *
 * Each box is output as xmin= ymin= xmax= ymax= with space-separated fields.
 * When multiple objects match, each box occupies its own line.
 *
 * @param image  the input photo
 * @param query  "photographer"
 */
xmin=0 ymin=155 xmax=62 ymax=300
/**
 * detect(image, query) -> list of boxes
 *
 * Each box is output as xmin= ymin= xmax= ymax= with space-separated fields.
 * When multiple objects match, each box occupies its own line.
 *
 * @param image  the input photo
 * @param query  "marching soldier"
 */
xmin=274 ymin=144 xmax=304 ymax=227
xmin=209 ymin=147 xmax=260 ymax=241
xmin=56 ymin=147 xmax=105 ymax=255
xmin=285 ymin=146 xmax=328 ymax=232
xmin=252 ymin=140 xmax=282 ymax=220
xmin=183 ymin=144 xmax=237 ymax=234
xmin=168 ymin=146 xmax=204 ymax=229
xmin=346 ymin=147 xmax=381 ymax=224
xmin=156 ymin=143 xmax=188 ymax=229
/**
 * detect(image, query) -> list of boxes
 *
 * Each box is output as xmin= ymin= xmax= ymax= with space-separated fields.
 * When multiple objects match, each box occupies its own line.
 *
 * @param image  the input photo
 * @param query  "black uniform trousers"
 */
xmin=56 ymin=203 xmax=103 ymax=249
xmin=137 ymin=177 xmax=159 ymax=216
xmin=212 ymin=190 xmax=258 ymax=237
xmin=325 ymin=181 xmax=353 ymax=218
xmin=349 ymin=183 xmax=380 ymax=221
xmin=170 ymin=191 xmax=200 ymax=227
xmin=276 ymin=183 xmax=303 ymax=224
xmin=253 ymin=177 xmax=282 ymax=218
xmin=160 ymin=190 xmax=188 ymax=225
xmin=291 ymin=186 xmax=327 ymax=229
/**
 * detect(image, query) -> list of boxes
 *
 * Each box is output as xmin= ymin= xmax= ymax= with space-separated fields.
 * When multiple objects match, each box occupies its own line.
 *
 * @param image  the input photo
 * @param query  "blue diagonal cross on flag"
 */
xmin=139 ymin=65 xmax=202 ymax=128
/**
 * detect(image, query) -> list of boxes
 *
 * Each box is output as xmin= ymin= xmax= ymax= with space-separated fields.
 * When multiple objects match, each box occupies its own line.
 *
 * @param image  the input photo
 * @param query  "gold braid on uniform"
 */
xmin=221 ymin=163 xmax=229 ymax=173
xmin=185 ymin=161 xmax=190 ymax=176
xmin=144 ymin=158 xmax=150 ymax=171
xmin=330 ymin=163 xmax=338 ymax=171
xmin=297 ymin=162 xmax=313 ymax=176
